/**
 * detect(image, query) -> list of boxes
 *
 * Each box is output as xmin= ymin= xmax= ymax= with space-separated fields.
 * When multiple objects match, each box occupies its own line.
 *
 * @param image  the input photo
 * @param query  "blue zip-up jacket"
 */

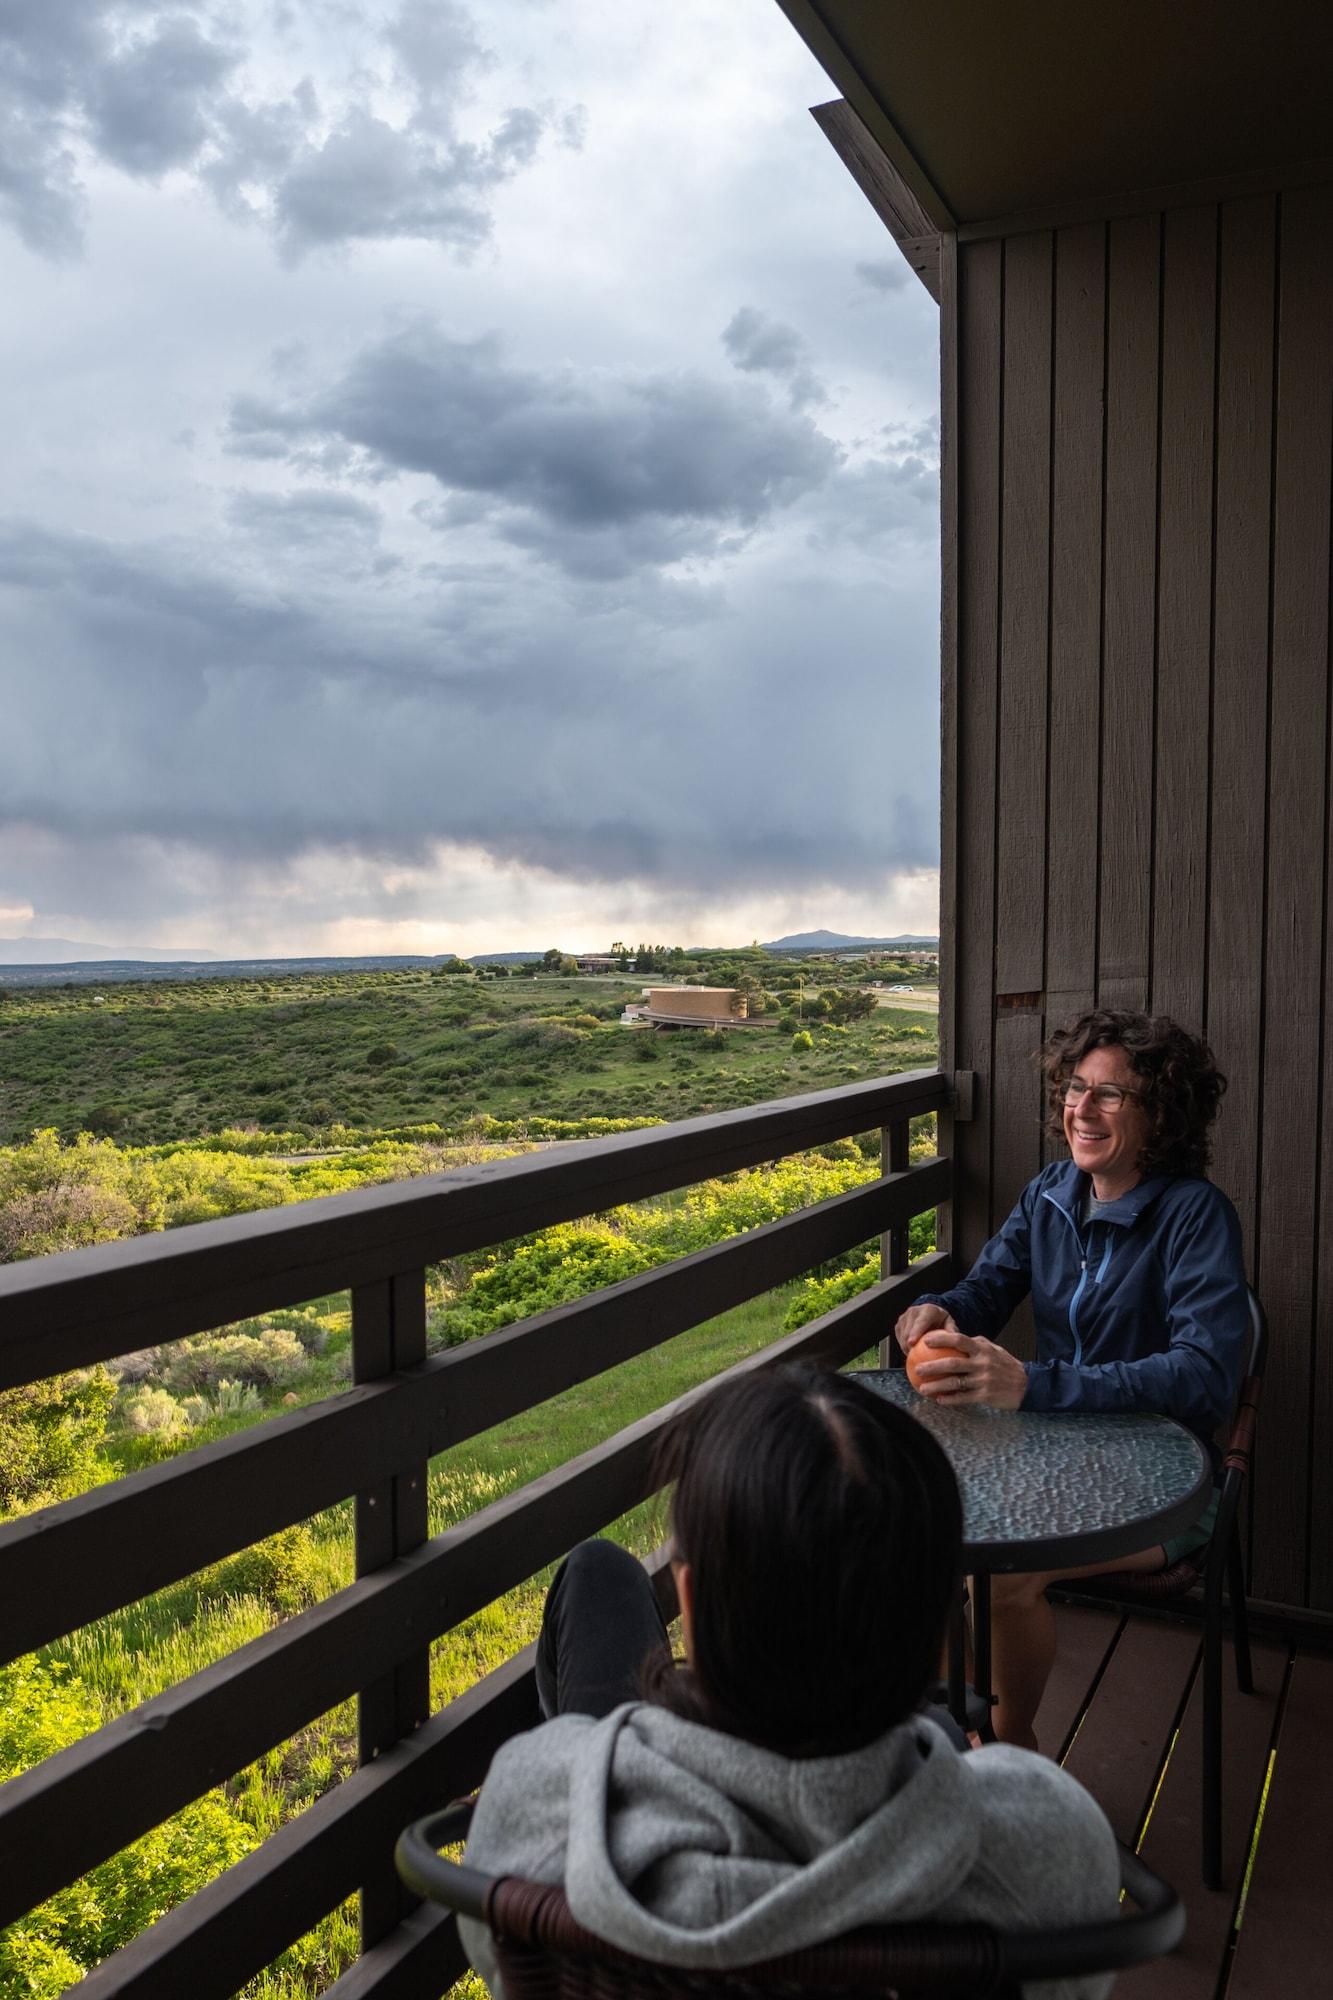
xmin=917 ymin=1161 xmax=1247 ymax=1443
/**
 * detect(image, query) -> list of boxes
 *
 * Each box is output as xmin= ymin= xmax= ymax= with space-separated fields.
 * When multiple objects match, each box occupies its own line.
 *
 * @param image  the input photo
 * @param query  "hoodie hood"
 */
xmin=563 ymin=1704 xmax=980 ymax=1967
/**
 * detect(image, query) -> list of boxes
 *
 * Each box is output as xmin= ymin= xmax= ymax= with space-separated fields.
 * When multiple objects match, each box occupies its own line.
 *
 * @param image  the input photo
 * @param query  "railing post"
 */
xmin=878 ymin=1117 xmax=911 ymax=1367
xmin=352 ymin=1268 xmax=430 ymax=1947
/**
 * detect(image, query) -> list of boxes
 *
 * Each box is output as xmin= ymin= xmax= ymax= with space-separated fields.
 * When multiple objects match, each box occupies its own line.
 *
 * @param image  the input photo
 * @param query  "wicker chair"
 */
xmin=396 ymin=1800 xmax=1184 ymax=2000
xmin=1053 ymin=1285 xmax=1268 ymax=1889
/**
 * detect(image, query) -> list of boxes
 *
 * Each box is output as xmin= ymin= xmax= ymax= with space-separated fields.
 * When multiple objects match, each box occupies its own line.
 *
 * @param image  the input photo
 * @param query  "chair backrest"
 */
xmin=1244 ymin=1285 xmax=1268 ymax=1386
xmin=395 ymin=1806 xmax=1184 ymax=2000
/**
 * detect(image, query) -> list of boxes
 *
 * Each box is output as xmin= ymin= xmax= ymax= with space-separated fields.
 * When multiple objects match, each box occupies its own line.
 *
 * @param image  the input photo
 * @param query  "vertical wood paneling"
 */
xmin=1045 ymin=221 xmax=1106 ymax=1029
xmin=945 ymin=175 xmax=1333 ymax=1610
xmin=1252 ymin=183 xmax=1333 ymax=1606
xmin=1151 ymin=206 xmax=1217 ymax=1023
xmin=1299 ymin=184 xmax=1333 ymax=1611
xmin=991 ymin=232 xmax=1052 ymax=1237
xmin=950 ymin=238 xmax=1003 ymax=1270
xmin=1205 ymin=196 xmax=1275 ymax=1262
xmin=1315 ymin=541 xmax=1333 ymax=1606
xmin=1098 ymin=214 xmax=1160 ymax=1008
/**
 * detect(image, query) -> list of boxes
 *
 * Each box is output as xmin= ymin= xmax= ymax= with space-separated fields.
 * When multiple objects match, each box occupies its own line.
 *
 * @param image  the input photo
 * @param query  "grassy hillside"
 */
xmin=0 ymin=970 xmax=937 ymax=1146
xmin=0 ymin=964 xmax=938 ymax=1993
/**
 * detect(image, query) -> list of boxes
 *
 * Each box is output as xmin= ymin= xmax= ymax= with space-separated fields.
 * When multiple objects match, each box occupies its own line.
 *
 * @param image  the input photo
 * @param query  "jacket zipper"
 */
xmin=1041 ymin=1192 xmax=1089 ymax=1366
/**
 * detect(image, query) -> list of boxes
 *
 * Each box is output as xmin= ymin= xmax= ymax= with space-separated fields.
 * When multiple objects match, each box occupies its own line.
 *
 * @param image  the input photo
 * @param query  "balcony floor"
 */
xmin=1037 ymin=1602 xmax=1333 ymax=1997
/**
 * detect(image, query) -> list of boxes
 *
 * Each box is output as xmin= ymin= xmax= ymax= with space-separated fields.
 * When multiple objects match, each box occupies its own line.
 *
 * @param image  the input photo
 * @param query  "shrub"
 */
xmin=634 ymin=1035 xmax=661 ymax=1061
xmin=791 ymin=1029 xmax=814 ymax=1051
xmin=163 ymin=1327 xmax=307 ymax=1394
xmin=783 ymin=1260 xmax=879 ymax=1332
xmin=0 ymin=1131 xmax=159 ymax=1260
xmin=210 ymin=1379 xmax=264 ymax=1419
xmin=434 ymin=1222 xmax=653 ymax=1345
xmin=200 ymin=1524 xmax=323 ymax=1616
xmin=151 ymin=1150 xmax=294 ymax=1227
xmin=365 ymin=1042 xmax=398 ymax=1067
xmin=120 ymin=1386 xmax=188 ymax=1437
xmin=0 ymin=1368 xmax=116 ymax=1512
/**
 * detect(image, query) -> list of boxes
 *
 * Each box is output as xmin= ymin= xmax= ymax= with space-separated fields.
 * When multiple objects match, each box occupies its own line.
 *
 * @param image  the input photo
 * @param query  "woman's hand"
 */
xmin=909 ymin=1329 xmax=1029 ymax=1410
xmin=894 ymin=1302 xmax=956 ymax=1353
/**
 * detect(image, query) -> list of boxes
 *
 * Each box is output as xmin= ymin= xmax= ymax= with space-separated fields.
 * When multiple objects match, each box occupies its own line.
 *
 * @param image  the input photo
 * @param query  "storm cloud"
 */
xmin=228 ymin=323 xmax=842 ymax=576
xmin=0 ymin=1 xmax=941 ymax=952
xmin=0 ymin=0 xmax=564 ymax=262
xmin=0 ymin=509 xmax=937 ymax=899
xmin=722 ymin=306 xmax=827 ymax=411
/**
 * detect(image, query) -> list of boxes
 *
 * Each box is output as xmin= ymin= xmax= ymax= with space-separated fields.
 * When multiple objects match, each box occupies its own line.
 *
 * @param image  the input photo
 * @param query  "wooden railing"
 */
xmin=0 ymin=1070 xmax=952 ymax=2000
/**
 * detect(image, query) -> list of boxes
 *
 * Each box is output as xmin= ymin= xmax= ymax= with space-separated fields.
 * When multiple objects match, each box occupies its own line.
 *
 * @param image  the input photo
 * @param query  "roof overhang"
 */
xmin=776 ymin=1 xmax=1333 ymax=233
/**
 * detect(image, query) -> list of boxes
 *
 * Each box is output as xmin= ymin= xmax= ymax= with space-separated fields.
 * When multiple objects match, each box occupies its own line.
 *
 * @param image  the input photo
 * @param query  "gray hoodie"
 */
xmin=460 ymin=1704 xmax=1120 ymax=2000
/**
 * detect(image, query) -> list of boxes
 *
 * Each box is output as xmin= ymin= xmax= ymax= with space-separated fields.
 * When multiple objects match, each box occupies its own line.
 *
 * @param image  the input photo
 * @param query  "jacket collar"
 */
xmin=1044 ymin=1157 xmax=1177 ymax=1226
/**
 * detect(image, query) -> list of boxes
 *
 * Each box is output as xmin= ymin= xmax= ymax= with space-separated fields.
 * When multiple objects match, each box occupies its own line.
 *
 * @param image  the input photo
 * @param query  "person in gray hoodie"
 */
xmin=460 ymin=1367 xmax=1120 ymax=2000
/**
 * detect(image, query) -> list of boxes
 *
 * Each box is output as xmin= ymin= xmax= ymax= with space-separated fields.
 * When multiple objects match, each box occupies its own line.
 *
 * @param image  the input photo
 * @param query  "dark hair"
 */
xmin=644 ymin=1365 xmax=962 ymax=1757
xmin=1040 ymin=1009 xmax=1226 ymax=1177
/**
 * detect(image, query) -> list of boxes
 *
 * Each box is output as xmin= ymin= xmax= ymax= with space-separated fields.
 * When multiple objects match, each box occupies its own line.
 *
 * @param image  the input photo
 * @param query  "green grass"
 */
xmin=0 ymin=971 xmax=937 ymax=1147
xmin=1 ymin=962 xmax=933 ymax=1993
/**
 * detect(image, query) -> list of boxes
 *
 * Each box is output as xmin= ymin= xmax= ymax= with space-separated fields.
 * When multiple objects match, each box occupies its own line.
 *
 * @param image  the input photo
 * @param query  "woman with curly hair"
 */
xmin=894 ymin=1010 xmax=1249 ymax=1748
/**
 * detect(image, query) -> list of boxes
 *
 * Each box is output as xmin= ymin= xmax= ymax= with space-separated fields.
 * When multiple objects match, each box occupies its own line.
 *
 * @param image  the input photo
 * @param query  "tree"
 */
xmin=728 ymin=972 xmax=772 ymax=1018
xmin=541 ymin=948 xmax=565 ymax=972
xmin=824 ymin=986 xmax=878 ymax=1026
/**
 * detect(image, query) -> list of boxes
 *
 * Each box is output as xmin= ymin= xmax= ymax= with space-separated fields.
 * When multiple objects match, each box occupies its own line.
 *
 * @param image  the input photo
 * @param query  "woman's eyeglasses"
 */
xmin=1060 ymin=1078 xmax=1141 ymax=1110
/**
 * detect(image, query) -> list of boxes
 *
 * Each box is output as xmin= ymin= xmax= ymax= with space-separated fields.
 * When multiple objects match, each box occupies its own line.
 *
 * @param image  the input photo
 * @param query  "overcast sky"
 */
xmin=0 ymin=0 xmax=940 ymax=957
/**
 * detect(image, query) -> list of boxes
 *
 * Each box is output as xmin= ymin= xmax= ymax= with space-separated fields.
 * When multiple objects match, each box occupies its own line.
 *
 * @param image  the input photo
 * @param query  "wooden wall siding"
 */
xmin=1254 ymin=181 xmax=1333 ymax=1606
xmin=943 ymin=177 xmax=1333 ymax=1610
xmin=1097 ymin=212 xmax=1160 ymax=1011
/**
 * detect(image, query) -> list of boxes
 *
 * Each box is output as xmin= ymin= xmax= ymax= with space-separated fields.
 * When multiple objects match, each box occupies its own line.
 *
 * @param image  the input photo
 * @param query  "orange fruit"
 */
xmin=906 ymin=1337 xmax=946 ymax=1394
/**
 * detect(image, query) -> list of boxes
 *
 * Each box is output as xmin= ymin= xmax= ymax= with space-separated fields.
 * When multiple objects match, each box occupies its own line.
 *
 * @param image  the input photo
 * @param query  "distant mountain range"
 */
xmin=0 ymin=931 xmax=938 ymax=984
xmin=0 ymin=949 xmax=462 ymax=987
xmin=760 ymin=930 xmax=938 ymax=951
xmin=0 ymin=935 xmax=213 ymax=964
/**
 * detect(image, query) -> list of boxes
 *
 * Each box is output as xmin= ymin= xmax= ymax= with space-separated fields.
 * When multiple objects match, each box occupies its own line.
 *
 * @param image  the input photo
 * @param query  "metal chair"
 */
xmin=396 ymin=1799 xmax=1184 ymax=2000
xmin=1054 ymin=1285 xmax=1268 ymax=1889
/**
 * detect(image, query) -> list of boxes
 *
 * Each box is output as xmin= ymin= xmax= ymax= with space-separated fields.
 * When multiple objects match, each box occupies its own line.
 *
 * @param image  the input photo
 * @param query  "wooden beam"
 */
xmin=0 ymin=1258 xmax=951 ymax=1931
xmin=0 ymin=1158 xmax=949 ymax=1664
xmin=811 ymin=99 xmax=941 ymax=300
xmin=0 ymin=1070 xmax=947 ymax=1388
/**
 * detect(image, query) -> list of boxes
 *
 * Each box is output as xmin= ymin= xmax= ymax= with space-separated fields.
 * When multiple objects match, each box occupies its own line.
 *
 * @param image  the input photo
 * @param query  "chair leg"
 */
xmin=947 ymin=1585 xmax=969 ymax=1733
xmin=1227 ymin=1526 xmax=1254 ymax=1696
xmin=971 ymin=1572 xmax=995 ymax=1743
xmin=1202 ymin=1557 xmax=1224 ymax=1890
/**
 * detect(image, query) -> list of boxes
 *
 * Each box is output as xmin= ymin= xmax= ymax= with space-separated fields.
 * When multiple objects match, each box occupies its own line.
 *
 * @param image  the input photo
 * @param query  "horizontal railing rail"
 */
xmin=0 ymin=1069 xmax=951 ymax=1997
xmin=0 ymin=1157 xmax=950 ymax=1664
xmin=0 ymin=1072 xmax=946 ymax=1387
xmin=59 ymin=1270 xmax=944 ymax=2000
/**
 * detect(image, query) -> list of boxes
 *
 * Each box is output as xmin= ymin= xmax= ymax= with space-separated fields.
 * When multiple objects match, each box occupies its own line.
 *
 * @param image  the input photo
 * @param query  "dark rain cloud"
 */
xmin=0 ymin=515 xmax=938 ymax=908
xmin=85 ymin=15 xmax=239 ymax=177
xmin=0 ymin=0 xmax=564 ymax=261
xmin=722 ymin=306 xmax=827 ymax=411
xmin=227 ymin=322 xmax=842 ymax=576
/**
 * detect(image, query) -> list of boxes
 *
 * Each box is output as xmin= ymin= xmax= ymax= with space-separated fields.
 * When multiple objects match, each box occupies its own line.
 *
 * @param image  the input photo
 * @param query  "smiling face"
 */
xmin=1061 ymin=1043 xmax=1153 ymax=1200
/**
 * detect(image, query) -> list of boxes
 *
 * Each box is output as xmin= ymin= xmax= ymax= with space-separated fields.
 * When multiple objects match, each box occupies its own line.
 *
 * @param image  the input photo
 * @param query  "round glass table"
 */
xmin=850 ymin=1367 xmax=1214 ymax=1732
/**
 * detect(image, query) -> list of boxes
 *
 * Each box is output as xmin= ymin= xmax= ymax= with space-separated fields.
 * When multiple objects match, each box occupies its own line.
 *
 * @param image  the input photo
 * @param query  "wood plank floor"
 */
xmin=1042 ymin=1603 xmax=1325 ymax=1999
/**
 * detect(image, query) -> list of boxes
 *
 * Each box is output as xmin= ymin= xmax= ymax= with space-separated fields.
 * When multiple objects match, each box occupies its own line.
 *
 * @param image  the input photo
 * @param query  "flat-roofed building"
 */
xmin=640 ymin=985 xmax=758 ymax=1028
